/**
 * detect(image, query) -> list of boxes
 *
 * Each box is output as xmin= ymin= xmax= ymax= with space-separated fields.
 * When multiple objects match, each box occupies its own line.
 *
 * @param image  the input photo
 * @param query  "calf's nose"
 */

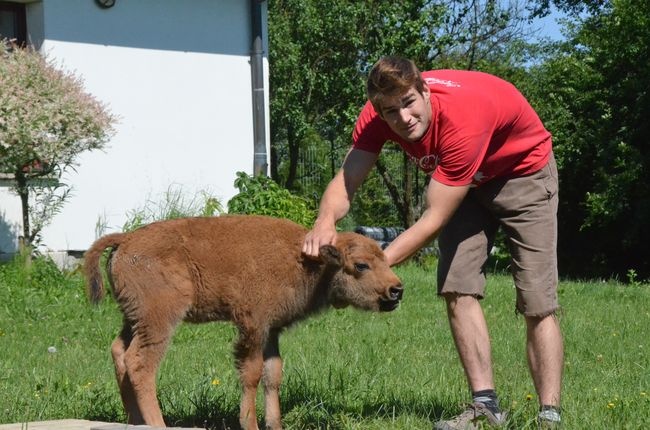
xmin=389 ymin=285 xmax=403 ymax=301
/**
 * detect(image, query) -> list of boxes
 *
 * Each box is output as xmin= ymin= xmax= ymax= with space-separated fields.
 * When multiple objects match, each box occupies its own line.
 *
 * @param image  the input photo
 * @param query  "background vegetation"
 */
xmin=0 ymin=40 xmax=115 ymax=251
xmin=1 ymin=257 xmax=647 ymax=429
xmin=267 ymin=0 xmax=650 ymax=281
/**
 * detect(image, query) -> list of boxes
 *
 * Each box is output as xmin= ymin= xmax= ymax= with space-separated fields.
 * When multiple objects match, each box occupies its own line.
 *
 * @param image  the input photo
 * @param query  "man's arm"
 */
xmin=383 ymin=179 xmax=470 ymax=266
xmin=302 ymin=148 xmax=378 ymax=258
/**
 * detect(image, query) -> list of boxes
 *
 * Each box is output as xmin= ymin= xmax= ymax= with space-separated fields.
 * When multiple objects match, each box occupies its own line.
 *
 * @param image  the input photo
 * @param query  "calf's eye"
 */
xmin=354 ymin=262 xmax=370 ymax=272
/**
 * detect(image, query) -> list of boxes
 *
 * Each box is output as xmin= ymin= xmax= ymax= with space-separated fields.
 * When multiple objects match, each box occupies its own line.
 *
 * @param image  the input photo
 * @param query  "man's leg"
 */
xmin=436 ymin=294 xmax=507 ymax=429
xmin=526 ymin=313 xmax=563 ymax=407
xmin=435 ymin=192 xmax=507 ymax=429
xmin=482 ymin=154 xmax=563 ymax=424
xmin=445 ymin=293 xmax=494 ymax=392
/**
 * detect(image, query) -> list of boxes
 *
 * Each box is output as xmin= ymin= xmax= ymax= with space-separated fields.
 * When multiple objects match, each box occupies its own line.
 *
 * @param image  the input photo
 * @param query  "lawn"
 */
xmin=0 ymin=257 xmax=648 ymax=429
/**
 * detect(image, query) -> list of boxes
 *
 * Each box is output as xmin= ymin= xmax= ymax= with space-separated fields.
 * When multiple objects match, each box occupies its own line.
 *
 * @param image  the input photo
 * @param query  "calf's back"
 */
xmin=106 ymin=215 xmax=317 ymax=325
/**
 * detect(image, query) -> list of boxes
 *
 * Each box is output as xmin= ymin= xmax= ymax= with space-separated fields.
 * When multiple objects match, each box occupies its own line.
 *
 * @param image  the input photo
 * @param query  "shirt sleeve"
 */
xmin=352 ymin=101 xmax=390 ymax=153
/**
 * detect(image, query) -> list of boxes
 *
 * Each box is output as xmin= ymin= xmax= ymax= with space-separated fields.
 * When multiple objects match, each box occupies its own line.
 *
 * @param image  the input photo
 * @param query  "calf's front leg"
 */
xmin=263 ymin=330 xmax=283 ymax=430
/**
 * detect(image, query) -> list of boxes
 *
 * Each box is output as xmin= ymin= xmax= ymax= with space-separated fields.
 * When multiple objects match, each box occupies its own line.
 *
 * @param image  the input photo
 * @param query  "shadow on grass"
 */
xmin=159 ymin=389 xmax=446 ymax=429
xmin=82 ymin=384 xmax=535 ymax=430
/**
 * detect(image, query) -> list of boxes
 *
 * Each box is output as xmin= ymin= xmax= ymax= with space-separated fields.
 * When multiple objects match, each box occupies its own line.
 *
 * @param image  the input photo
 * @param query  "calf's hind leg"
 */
xmin=111 ymin=322 xmax=144 ymax=424
xmin=113 ymin=264 xmax=192 ymax=426
xmin=122 ymin=320 xmax=176 ymax=427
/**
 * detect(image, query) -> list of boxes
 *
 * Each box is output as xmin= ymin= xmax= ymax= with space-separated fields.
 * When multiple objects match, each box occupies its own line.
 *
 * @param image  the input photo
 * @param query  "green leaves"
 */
xmin=227 ymin=172 xmax=316 ymax=227
xmin=524 ymin=0 xmax=650 ymax=279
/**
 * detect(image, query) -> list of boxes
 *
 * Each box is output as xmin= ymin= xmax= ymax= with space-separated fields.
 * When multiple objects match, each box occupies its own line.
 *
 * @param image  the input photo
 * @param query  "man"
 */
xmin=302 ymin=56 xmax=563 ymax=429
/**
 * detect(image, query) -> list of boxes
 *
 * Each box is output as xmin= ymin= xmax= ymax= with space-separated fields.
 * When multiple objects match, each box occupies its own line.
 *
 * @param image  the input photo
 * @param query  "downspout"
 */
xmin=251 ymin=0 xmax=268 ymax=176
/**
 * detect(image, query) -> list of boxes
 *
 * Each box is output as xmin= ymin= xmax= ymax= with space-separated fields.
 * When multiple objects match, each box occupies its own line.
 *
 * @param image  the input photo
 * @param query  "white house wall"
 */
xmin=0 ymin=0 xmax=270 ymax=256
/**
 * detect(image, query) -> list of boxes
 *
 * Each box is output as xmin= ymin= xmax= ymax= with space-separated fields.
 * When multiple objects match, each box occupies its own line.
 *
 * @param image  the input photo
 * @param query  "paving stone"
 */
xmin=0 ymin=420 xmax=199 ymax=430
xmin=0 ymin=420 xmax=112 ymax=430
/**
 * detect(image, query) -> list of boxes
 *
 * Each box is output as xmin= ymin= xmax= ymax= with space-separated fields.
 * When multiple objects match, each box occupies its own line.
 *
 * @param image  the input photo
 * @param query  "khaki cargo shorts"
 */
xmin=437 ymin=154 xmax=559 ymax=317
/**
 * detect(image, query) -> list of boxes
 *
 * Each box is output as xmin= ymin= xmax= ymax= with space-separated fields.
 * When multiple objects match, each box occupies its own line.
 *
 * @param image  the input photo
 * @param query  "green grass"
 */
xmin=1 ymin=258 xmax=648 ymax=429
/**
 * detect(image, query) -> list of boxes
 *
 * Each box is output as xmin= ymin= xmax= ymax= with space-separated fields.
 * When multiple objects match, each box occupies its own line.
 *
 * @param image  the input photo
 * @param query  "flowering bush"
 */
xmin=0 ymin=40 xmax=116 ymax=248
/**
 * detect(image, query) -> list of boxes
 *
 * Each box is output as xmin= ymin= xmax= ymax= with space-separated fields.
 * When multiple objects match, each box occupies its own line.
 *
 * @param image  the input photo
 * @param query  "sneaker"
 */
xmin=538 ymin=417 xmax=560 ymax=429
xmin=435 ymin=402 xmax=508 ymax=430
xmin=537 ymin=412 xmax=561 ymax=429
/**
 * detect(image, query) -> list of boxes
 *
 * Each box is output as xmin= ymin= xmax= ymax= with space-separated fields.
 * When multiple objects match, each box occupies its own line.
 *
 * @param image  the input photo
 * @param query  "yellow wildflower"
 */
xmin=211 ymin=378 xmax=220 ymax=386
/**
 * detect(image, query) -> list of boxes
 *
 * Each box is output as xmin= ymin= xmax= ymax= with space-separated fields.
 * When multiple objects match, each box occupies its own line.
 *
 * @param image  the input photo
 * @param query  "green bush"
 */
xmin=227 ymin=172 xmax=317 ymax=227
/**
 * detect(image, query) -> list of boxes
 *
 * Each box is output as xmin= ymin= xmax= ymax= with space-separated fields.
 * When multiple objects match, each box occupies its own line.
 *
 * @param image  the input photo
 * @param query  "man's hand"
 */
xmin=302 ymin=148 xmax=378 ymax=259
xmin=302 ymin=220 xmax=337 ymax=259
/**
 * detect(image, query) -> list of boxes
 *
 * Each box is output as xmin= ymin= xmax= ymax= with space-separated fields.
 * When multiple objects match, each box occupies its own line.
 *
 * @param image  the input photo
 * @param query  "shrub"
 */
xmin=0 ymin=40 xmax=116 ymax=249
xmin=227 ymin=172 xmax=316 ymax=227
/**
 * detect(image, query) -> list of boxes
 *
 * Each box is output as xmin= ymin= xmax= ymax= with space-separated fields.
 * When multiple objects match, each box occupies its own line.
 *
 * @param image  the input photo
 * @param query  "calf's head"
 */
xmin=320 ymin=232 xmax=403 ymax=312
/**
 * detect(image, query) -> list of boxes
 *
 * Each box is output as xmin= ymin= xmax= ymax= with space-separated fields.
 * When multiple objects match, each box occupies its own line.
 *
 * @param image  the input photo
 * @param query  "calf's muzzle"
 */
xmin=379 ymin=284 xmax=404 ymax=312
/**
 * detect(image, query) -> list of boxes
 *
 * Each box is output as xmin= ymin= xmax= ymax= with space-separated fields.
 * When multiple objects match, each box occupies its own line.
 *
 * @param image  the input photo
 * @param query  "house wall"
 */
xmin=0 ymin=0 xmax=269 ymax=257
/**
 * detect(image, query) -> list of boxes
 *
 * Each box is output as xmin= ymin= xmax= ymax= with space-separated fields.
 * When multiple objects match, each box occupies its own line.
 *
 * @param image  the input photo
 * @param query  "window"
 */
xmin=0 ymin=2 xmax=26 ymax=45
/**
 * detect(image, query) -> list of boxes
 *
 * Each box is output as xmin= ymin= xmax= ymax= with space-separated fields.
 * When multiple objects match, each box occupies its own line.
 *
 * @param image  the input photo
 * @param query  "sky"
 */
xmin=531 ymin=6 xmax=569 ymax=42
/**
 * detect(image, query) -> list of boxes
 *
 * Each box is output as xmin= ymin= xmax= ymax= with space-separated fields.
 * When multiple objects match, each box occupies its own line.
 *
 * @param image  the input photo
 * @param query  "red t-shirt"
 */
xmin=353 ymin=70 xmax=552 ymax=186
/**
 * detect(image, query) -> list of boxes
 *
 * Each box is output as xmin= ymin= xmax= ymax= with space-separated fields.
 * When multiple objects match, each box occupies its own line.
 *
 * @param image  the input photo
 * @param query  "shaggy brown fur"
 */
xmin=84 ymin=214 xmax=403 ymax=430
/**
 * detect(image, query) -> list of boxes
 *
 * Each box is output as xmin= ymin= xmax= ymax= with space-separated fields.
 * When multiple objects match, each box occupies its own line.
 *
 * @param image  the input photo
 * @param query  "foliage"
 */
xmin=528 ymin=0 xmax=609 ymax=18
xmin=269 ymin=1 xmax=545 ymax=230
xmin=524 ymin=0 xmax=650 ymax=279
xmin=0 ymin=40 xmax=116 ymax=248
xmin=268 ymin=0 xmax=650 ymax=280
xmin=1 ymin=261 xmax=649 ymax=428
xmin=227 ymin=172 xmax=317 ymax=227
xmin=121 ymin=185 xmax=223 ymax=233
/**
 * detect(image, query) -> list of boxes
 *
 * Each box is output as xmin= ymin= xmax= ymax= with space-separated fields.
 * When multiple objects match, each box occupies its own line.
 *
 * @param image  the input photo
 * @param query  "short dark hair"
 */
xmin=367 ymin=56 xmax=426 ymax=112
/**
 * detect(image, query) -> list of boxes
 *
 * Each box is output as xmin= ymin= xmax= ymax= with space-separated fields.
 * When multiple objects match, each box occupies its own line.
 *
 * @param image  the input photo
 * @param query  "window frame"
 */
xmin=0 ymin=1 xmax=27 ymax=45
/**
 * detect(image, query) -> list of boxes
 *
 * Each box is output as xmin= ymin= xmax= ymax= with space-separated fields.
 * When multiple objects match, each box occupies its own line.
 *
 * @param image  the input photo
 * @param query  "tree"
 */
xmin=0 ymin=41 xmax=116 ymax=250
xmin=525 ymin=0 xmax=650 ymax=279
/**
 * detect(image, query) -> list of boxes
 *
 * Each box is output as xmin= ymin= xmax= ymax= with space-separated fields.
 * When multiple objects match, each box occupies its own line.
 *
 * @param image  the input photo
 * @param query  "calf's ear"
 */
xmin=319 ymin=244 xmax=343 ymax=268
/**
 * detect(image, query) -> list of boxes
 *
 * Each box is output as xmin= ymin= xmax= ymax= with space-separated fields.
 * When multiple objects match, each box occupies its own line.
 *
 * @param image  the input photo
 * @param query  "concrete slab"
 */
xmin=0 ymin=420 xmax=112 ymax=430
xmin=0 ymin=420 xmax=199 ymax=430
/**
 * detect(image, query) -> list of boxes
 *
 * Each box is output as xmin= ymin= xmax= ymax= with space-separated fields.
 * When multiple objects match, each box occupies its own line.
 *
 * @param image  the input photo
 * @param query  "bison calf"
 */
xmin=84 ymin=215 xmax=403 ymax=430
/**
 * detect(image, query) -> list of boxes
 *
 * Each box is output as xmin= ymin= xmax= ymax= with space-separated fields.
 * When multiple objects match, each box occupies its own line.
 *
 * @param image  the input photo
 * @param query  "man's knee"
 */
xmin=443 ymin=292 xmax=481 ymax=312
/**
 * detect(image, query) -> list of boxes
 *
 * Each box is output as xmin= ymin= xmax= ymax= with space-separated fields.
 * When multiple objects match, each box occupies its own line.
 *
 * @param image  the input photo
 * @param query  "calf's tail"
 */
xmin=84 ymin=233 xmax=126 ymax=304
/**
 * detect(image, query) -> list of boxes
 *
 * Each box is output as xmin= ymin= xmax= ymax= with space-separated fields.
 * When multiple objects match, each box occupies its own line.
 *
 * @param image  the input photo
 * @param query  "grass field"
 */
xmin=0 ymin=257 xmax=648 ymax=429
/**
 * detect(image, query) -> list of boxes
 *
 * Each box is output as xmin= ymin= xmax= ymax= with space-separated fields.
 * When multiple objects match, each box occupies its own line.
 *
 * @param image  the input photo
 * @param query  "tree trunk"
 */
xmin=15 ymin=171 xmax=32 ymax=263
xmin=15 ymin=171 xmax=30 ymax=243
xmin=402 ymin=152 xmax=415 ymax=227
xmin=375 ymin=157 xmax=408 ymax=228
xmin=285 ymin=122 xmax=299 ymax=190
xmin=270 ymin=133 xmax=279 ymax=182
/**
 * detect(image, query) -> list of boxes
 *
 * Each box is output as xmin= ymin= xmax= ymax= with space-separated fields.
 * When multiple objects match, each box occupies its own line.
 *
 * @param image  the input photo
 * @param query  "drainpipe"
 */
xmin=251 ymin=0 xmax=268 ymax=176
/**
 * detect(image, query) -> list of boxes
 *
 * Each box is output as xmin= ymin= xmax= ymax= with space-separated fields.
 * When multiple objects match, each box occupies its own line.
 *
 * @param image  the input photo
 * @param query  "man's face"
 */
xmin=378 ymin=86 xmax=431 ymax=142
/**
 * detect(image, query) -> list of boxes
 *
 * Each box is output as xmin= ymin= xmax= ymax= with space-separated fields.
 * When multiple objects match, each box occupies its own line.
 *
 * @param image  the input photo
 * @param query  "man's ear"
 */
xmin=319 ymin=244 xmax=343 ymax=268
xmin=422 ymin=84 xmax=431 ymax=99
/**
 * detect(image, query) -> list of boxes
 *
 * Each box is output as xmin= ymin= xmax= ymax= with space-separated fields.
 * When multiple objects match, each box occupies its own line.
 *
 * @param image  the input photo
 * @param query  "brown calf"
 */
xmin=84 ymin=215 xmax=403 ymax=430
